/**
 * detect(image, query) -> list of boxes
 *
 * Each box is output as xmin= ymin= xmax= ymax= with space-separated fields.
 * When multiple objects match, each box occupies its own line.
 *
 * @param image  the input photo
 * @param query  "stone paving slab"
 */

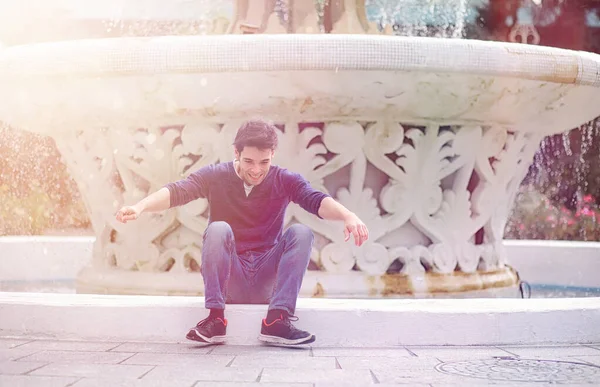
xmin=429 ymin=385 xmax=598 ymax=387
xmin=209 ymin=345 xmax=311 ymax=356
xmin=110 ymin=342 xmax=213 ymax=354
xmin=192 ymin=383 xmax=311 ymax=387
xmin=371 ymin=366 xmax=521 ymax=385
xmin=15 ymin=340 xmax=121 ymax=352
xmin=2 ymin=337 xmax=600 ymax=386
xmin=0 ymin=360 xmax=48 ymax=375
xmin=29 ymin=363 xmax=154 ymax=379
xmin=0 ymin=348 xmax=41 ymax=362
xmin=572 ymin=355 xmax=600 ymax=366
xmin=71 ymin=377 xmax=197 ymax=387
xmin=122 ymin=352 xmax=233 ymax=367
xmin=499 ymin=344 xmax=600 ymax=358
xmin=405 ymin=345 xmax=515 ymax=360
xmin=230 ymin=354 xmax=336 ymax=369
xmin=141 ymin=365 xmax=260 ymax=382
xmin=0 ymin=374 xmax=80 ymax=387
xmin=16 ymin=350 xmax=135 ymax=364
xmin=313 ymin=384 xmax=431 ymax=387
xmin=192 ymin=383 xmax=312 ymax=387
xmin=260 ymin=368 xmax=374 ymax=384
xmin=0 ymin=338 xmax=32 ymax=349
xmin=336 ymin=355 xmax=441 ymax=370
xmin=311 ymin=346 xmax=412 ymax=357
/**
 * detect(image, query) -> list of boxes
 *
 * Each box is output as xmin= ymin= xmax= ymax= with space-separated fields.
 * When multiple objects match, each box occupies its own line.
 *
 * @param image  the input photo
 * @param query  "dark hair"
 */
xmin=233 ymin=119 xmax=278 ymax=153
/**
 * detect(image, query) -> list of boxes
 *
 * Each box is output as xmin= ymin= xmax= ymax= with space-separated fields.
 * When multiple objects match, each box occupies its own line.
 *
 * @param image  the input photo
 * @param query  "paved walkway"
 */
xmin=1 ymin=337 xmax=600 ymax=386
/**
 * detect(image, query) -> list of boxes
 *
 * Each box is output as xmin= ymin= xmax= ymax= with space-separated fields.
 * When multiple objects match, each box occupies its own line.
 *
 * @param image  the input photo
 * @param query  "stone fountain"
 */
xmin=0 ymin=0 xmax=599 ymax=298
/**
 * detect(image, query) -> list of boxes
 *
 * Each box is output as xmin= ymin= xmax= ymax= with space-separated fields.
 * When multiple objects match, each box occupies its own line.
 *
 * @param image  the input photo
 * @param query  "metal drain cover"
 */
xmin=436 ymin=358 xmax=600 ymax=383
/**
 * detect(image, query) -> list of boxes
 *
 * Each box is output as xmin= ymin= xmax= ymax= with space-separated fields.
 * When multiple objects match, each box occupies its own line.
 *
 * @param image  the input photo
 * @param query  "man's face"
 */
xmin=235 ymin=146 xmax=273 ymax=186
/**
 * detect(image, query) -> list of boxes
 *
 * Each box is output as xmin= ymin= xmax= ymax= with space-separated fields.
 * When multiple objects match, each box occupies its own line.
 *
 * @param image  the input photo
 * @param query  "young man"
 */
xmin=116 ymin=119 xmax=369 ymax=346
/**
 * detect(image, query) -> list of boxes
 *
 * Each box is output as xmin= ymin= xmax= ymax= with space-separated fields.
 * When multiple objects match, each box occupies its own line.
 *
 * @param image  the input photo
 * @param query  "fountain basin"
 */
xmin=0 ymin=35 xmax=599 ymax=132
xmin=1 ymin=35 xmax=600 ymax=297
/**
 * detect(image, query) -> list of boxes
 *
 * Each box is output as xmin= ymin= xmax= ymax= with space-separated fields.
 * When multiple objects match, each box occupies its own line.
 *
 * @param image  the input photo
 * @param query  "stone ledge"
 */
xmin=1 ymin=35 xmax=599 ymax=87
xmin=1 ymin=292 xmax=599 ymax=347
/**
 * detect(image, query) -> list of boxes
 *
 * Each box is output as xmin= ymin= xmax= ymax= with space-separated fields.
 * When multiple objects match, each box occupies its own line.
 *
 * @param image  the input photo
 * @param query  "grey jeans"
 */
xmin=201 ymin=221 xmax=313 ymax=315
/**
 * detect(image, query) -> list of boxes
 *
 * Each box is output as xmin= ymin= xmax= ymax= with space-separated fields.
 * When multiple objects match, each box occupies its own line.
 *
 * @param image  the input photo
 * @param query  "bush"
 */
xmin=0 ymin=127 xmax=90 ymax=236
xmin=505 ymin=186 xmax=600 ymax=241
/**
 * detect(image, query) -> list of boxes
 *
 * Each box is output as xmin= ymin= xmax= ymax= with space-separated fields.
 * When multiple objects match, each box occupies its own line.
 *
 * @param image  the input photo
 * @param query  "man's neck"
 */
xmin=233 ymin=160 xmax=252 ymax=186
xmin=233 ymin=160 xmax=254 ymax=197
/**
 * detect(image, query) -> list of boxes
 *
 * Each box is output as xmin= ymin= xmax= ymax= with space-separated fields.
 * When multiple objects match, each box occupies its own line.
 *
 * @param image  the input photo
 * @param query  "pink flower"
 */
xmin=581 ymin=207 xmax=596 ymax=218
xmin=583 ymin=194 xmax=594 ymax=203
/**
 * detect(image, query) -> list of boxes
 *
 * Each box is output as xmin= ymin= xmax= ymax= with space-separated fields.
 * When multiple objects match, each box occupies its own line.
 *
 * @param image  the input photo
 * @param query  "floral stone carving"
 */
xmin=56 ymin=120 xmax=539 ymax=296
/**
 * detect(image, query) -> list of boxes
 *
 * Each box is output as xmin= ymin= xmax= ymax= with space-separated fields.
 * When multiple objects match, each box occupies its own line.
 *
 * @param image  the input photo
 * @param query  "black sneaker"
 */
xmin=186 ymin=316 xmax=227 ymax=344
xmin=258 ymin=313 xmax=315 ymax=346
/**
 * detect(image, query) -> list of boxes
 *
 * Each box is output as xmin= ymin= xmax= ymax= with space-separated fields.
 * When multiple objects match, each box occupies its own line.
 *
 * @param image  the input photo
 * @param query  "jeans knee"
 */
xmin=204 ymin=221 xmax=233 ymax=244
xmin=286 ymin=224 xmax=314 ymax=248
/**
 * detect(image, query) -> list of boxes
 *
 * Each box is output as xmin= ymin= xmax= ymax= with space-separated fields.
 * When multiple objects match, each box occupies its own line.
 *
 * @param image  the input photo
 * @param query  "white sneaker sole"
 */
xmin=258 ymin=333 xmax=316 ymax=346
xmin=187 ymin=328 xmax=226 ymax=344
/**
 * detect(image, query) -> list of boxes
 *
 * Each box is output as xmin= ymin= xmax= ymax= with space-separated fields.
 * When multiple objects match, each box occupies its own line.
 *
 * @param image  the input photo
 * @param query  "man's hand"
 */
xmin=116 ymin=205 xmax=142 ymax=223
xmin=343 ymin=213 xmax=369 ymax=247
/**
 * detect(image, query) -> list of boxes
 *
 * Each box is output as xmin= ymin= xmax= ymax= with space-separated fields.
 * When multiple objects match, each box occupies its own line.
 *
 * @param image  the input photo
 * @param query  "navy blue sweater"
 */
xmin=165 ymin=162 xmax=329 ymax=254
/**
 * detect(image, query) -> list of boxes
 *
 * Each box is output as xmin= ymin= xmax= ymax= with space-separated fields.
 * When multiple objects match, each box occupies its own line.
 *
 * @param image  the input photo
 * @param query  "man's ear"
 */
xmin=234 ymin=147 xmax=240 ymax=161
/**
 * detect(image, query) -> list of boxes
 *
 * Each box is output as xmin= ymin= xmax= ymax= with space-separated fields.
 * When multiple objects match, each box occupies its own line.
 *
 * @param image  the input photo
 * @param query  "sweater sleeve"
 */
xmin=164 ymin=164 xmax=214 ymax=208
xmin=283 ymin=170 xmax=330 ymax=218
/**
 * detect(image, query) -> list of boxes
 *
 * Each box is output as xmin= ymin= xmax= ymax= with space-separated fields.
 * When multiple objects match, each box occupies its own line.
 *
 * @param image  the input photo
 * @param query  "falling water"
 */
xmin=506 ymin=118 xmax=600 ymax=241
xmin=365 ymin=0 xmax=471 ymax=38
xmin=452 ymin=0 xmax=469 ymax=38
xmin=100 ymin=0 xmax=234 ymax=37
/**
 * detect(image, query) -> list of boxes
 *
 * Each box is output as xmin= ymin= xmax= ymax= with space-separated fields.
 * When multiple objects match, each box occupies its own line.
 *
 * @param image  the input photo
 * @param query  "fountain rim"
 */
xmin=0 ymin=34 xmax=599 ymax=87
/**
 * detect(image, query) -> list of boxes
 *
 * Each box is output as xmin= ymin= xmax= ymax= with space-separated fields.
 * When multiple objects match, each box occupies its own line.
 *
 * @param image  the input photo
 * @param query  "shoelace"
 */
xmin=281 ymin=314 xmax=299 ymax=327
xmin=196 ymin=316 xmax=225 ymax=328
xmin=196 ymin=317 xmax=209 ymax=327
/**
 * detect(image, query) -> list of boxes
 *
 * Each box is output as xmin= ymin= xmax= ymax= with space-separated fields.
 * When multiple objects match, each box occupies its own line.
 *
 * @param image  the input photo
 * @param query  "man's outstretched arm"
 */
xmin=318 ymin=197 xmax=369 ymax=247
xmin=115 ymin=187 xmax=171 ymax=223
xmin=284 ymin=170 xmax=369 ymax=247
xmin=116 ymin=164 xmax=213 ymax=224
